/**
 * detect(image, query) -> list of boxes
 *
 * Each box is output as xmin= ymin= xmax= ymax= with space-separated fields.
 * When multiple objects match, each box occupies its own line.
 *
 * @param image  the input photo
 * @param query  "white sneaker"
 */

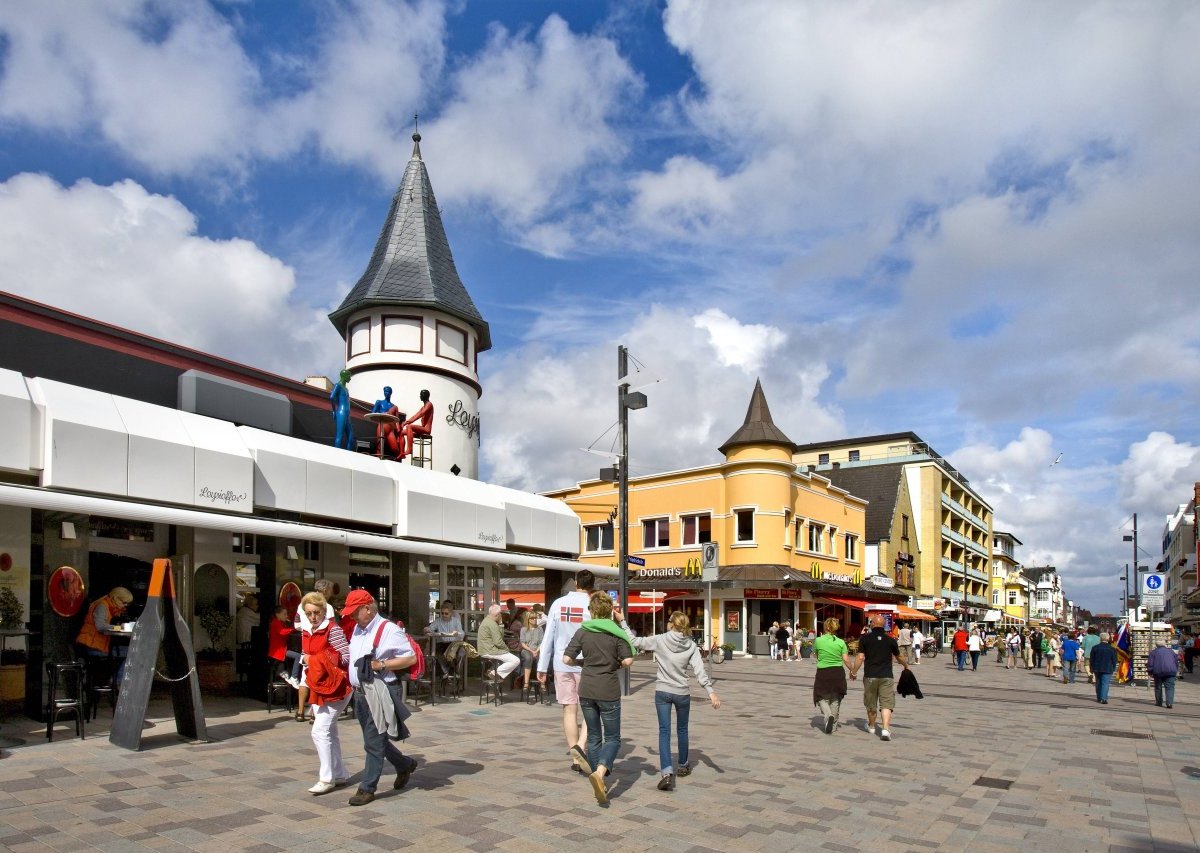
xmin=285 ymin=675 xmax=301 ymax=689
xmin=308 ymin=781 xmax=336 ymax=795
xmin=880 ymin=729 xmax=891 ymax=741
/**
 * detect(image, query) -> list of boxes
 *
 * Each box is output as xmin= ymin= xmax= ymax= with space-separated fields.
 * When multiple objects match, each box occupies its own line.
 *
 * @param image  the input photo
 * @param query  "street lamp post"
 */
xmin=1123 ymin=513 xmax=1139 ymax=619
xmin=616 ymin=345 xmax=647 ymax=696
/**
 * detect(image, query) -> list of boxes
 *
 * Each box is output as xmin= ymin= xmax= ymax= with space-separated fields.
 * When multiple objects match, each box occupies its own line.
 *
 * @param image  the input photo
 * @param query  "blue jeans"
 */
xmin=1063 ymin=659 xmax=1077 ymax=683
xmin=1153 ymin=676 xmax=1176 ymax=706
xmin=353 ymin=682 xmax=411 ymax=793
xmin=579 ymin=697 xmax=621 ymax=773
xmin=956 ymin=650 xmax=967 ymax=671
xmin=1095 ymin=672 xmax=1112 ymax=702
xmin=655 ymin=691 xmax=691 ymax=775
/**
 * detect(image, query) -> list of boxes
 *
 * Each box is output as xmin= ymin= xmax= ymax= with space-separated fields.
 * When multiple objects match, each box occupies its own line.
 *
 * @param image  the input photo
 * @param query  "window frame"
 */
xmin=584 ymin=522 xmax=614 ymax=554
xmin=681 ymin=512 xmax=712 ymax=547
xmin=642 ymin=517 xmax=670 ymax=550
xmin=733 ymin=507 xmax=755 ymax=544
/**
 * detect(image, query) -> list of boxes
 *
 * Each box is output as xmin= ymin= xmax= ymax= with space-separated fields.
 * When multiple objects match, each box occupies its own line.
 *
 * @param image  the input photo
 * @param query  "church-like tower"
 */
xmin=329 ymin=131 xmax=490 ymax=479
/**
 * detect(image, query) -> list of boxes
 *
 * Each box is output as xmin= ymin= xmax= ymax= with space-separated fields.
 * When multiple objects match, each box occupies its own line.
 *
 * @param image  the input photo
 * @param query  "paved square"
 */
xmin=2 ymin=655 xmax=1198 ymax=851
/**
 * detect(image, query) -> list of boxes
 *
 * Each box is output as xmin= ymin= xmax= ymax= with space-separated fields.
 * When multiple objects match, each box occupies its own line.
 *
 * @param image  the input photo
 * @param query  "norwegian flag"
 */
xmin=562 ymin=607 xmax=584 ymax=624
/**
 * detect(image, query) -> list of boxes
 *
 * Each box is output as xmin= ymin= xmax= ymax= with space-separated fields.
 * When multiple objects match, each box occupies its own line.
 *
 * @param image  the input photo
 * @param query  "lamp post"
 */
xmin=1123 ymin=513 xmax=1138 ymax=617
xmin=616 ymin=345 xmax=647 ymax=696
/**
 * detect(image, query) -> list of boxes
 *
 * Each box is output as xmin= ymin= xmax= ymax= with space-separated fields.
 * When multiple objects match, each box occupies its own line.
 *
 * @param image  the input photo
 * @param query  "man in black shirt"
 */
xmin=1030 ymin=628 xmax=1043 ymax=669
xmin=853 ymin=614 xmax=908 ymax=741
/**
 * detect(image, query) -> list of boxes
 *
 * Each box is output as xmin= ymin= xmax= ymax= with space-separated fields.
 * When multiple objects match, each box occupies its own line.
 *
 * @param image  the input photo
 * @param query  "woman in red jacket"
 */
xmin=267 ymin=606 xmax=302 ymax=687
xmin=298 ymin=592 xmax=352 ymax=795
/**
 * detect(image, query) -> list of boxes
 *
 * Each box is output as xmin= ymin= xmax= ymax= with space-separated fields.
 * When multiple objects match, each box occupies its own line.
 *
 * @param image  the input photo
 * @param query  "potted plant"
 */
xmin=196 ymin=606 xmax=235 ymax=692
xmin=721 ymin=642 xmax=734 ymax=661
xmin=799 ymin=637 xmax=815 ymax=659
xmin=0 ymin=587 xmax=26 ymax=701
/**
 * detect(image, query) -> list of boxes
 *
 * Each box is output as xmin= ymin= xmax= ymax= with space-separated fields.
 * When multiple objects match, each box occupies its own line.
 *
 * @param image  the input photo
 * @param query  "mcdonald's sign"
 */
xmin=809 ymin=562 xmax=862 ymax=585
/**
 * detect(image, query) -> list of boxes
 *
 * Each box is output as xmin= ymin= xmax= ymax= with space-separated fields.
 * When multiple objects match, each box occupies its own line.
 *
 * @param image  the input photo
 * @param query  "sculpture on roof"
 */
xmin=398 ymin=389 xmax=433 ymax=461
xmin=330 ymin=369 xmax=354 ymax=450
xmin=369 ymin=386 xmax=403 ymax=459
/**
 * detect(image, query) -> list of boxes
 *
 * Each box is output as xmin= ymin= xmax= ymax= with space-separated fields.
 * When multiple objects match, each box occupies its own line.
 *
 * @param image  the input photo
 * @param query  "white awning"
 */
xmin=34 ymin=378 xmax=129 ymax=496
xmin=0 ymin=482 xmax=616 ymax=577
xmin=491 ymin=482 xmax=580 ymax=554
xmin=0 ymin=368 xmax=34 ymax=474
xmin=388 ymin=460 xmax=506 ymax=547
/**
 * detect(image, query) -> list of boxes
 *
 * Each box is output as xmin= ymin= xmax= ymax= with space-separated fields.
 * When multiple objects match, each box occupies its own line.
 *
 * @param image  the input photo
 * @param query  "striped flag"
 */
xmin=1115 ymin=622 xmax=1132 ymax=683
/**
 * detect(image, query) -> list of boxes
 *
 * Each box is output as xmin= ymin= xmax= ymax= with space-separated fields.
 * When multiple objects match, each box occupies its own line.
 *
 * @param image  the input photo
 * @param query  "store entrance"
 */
xmin=753 ymin=600 xmax=783 ymax=634
xmin=350 ymin=572 xmax=390 ymax=617
xmin=88 ymin=553 xmax=152 ymax=620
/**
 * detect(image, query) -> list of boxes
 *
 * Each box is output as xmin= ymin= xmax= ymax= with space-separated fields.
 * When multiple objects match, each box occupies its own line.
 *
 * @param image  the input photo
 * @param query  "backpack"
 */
xmin=372 ymin=621 xmax=425 ymax=681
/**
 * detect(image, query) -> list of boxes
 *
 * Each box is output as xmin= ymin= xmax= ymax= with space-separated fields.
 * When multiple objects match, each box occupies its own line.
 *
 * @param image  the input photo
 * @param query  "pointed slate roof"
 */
xmin=718 ymin=379 xmax=795 ymax=455
xmin=329 ymin=132 xmax=491 ymax=352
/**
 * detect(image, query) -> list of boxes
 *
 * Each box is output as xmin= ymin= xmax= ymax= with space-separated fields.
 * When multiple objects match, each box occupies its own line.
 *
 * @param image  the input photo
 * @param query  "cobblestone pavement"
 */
xmin=2 ymin=654 xmax=1199 ymax=852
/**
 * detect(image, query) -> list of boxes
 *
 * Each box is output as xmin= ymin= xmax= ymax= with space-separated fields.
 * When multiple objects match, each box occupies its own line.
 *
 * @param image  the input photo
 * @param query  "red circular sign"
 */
xmin=279 ymin=582 xmax=302 ymax=622
xmin=49 ymin=566 xmax=86 ymax=618
xmin=0 ymin=553 xmax=11 ymax=572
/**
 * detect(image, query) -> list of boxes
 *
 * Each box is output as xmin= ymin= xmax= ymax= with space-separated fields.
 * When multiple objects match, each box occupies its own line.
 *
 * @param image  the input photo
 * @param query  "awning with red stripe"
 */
xmin=501 ymin=592 xmax=666 ymax=612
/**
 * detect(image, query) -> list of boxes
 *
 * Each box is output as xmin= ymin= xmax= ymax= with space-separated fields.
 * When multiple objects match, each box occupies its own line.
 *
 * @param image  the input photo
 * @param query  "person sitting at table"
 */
xmin=76 ymin=586 xmax=134 ymax=681
xmin=371 ymin=386 xmax=403 ymax=459
xmin=426 ymin=602 xmax=464 ymax=681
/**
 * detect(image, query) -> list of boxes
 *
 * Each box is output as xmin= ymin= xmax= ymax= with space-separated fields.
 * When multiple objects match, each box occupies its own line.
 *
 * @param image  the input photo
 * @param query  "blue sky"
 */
xmin=2 ymin=0 xmax=1199 ymax=613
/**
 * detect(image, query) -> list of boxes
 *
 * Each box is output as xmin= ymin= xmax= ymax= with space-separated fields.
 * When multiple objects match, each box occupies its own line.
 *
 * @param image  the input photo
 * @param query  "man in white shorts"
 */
xmin=538 ymin=570 xmax=596 ymax=773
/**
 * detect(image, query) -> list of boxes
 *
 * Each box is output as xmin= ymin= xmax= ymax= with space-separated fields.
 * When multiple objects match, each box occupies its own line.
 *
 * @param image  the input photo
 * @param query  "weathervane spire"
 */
xmin=411 ymin=112 xmax=422 ymax=159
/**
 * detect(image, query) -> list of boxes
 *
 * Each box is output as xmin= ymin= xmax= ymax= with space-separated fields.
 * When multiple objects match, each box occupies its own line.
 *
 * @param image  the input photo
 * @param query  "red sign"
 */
xmin=743 ymin=588 xmax=778 ymax=599
xmin=780 ymin=588 xmax=804 ymax=600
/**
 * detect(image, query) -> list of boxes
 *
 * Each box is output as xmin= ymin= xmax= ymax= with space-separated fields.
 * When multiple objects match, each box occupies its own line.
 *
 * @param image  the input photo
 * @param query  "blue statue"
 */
xmin=330 ymin=368 xmax=354 ymax=450
xmin=372 ymin=386 xmax=402 ymax=458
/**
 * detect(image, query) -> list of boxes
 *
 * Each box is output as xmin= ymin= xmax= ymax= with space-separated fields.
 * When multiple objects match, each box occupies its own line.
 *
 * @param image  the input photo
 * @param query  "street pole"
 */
xmin=1132 ymin=512 xmax=1139 ymax=617
xmin=1125 ymin=563 xmax=1130 ymax=624
xmin=618 ymin=345 xmax=630 ymax=696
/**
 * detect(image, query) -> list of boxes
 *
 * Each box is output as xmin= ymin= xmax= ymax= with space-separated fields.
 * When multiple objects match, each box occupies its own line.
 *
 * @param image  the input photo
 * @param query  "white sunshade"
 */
xmin=388 ymin=460 xmax=506 ymax=547
xmin=0 ymin=368 xmax=34 ymax=474
xmin=490 ymin=482 xmax=580 ymax=555
xmin=34 ymin=378 xmax=129 ymax=496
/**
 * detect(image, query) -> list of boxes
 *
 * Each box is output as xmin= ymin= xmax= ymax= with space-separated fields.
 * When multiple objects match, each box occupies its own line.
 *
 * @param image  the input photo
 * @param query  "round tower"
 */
xmin=328 ymin=132 xmax=490 ymax=478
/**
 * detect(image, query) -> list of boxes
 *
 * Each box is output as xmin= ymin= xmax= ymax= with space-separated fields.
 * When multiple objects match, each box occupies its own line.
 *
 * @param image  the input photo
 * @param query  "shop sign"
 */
xmin=810 ymin=561 xmax=863 ymax=585
xmin=743 ymin=588 xmax=778 ymax=599
xmin=629 ymin=560 xmax=703 ymax=582
xmin=780 ymin=588 xmax=804 ymax=600
xmin=864 ymin=575 xmax=895 ymax=589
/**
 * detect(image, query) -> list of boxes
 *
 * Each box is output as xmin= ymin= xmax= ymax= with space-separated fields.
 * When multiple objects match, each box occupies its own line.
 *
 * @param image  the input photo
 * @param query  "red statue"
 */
xmin=398 ymin=389 xmax=433 ymax=461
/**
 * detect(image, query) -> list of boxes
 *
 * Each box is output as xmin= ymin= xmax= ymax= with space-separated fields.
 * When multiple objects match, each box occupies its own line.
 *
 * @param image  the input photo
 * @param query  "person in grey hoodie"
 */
xmin=631 ymin=611 xmax=721 ymax=792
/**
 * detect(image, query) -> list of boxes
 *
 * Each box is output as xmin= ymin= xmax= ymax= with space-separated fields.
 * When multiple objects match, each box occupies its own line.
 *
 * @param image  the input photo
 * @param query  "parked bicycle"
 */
xmin=920 ymin=636 xmax=939 ymax=658
xmin=697 ymin=635 xmax=724 ymax=665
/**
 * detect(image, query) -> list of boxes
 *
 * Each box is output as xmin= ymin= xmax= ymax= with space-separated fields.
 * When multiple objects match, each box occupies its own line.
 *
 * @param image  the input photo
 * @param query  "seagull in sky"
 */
xmin=1050 ymin=453 xmax=1063 ymax=467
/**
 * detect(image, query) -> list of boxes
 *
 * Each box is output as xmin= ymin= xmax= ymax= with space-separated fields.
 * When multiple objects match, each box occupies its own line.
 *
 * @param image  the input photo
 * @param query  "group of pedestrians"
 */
xmin=537 ymin=570 xmax=722 ymax=805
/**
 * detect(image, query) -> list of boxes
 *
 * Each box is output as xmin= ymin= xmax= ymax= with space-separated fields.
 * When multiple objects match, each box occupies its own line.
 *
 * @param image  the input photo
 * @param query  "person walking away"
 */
xmin=813 ymin=617 xmax=856 ymax=734
xmin=1030 ymin=627 xmax=1044 ymax=669
xmin=1148 ymin=639 xmax=1178 ymax=708
xmin=768 ymin=622 xmax=780 ymax=660
xmin=1047 ymin=632 xmax=1062 ymax=679
xmin=1060 ymin=633 xmax=1081 ymax=683
xmin=563 ymin=592 xmax=635 ymax=804
xmin=967 ymin=627 xmax=982 ymax=671
xmin=1090 ymin=632 xmax=1118 ymax=704
xmin=910 ymin=626 xmax=924 ymax=665
xmin=1081 ymin=627 xmax=1100 ymax=683
xmin=994 ymin=630 xmax=1005 ymax=664
xmin=953 ymin=626 xmax=969 ymax=671
xmin=297 ymin=592 xmax=352 ymax=794
xmin=853 ymin=614 xmax=908 ymax=741
xmin=344 ymin=590 xmax=418 ymax=806
xmin=630 ymin=611 xmax=721 ymax=790
xmin=898 ymin=622 xmax=912 ymax=665
xmin=519 ymin=610 xmax=544 ymax=699
xmin=775 ymin=621 xmax=791 ymax=664
xmin=1021 ymin=629 xmax=1033 ymax=670
xmin=1005 ymin=629 xmax=1021 ymax=670
xmin=538 ymin=570 xmax=596 ymax=774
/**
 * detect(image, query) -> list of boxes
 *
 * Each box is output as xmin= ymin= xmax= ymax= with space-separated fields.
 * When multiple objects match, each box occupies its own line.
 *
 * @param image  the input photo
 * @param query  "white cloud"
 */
xmin=480 ymin=305 xmax=840 ymax=493
xmin=0 ymin=172 xmax=341 ymax=377
xmin=1119 ymin=433 xmax=1200 ymax=518
xmin=693 ymin=308 xmax=786 ymax=372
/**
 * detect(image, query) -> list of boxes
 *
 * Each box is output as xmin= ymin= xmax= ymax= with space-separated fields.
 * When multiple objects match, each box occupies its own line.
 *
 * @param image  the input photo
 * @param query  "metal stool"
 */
xmin=478 ymin=661 xmax=504 ymax=707
xmin=410 ymin=434 xmax=432 ymax=469
xmin=45 ymin=661 xmax=86 ymax=741
xmin=82 ymin=655 xmax=118 ymax=721
xmin=266 ymin=679 xmax=295 ymax=714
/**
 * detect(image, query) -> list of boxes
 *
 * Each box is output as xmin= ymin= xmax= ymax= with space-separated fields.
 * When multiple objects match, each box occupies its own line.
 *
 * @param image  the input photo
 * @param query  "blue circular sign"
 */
xmin=1146 ymin=575 xmax=1163 ymax=590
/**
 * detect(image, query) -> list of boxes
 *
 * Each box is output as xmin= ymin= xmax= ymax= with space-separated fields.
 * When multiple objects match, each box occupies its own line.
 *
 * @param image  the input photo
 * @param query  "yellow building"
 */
xmin=993 ymin=531 xmax=1029 ymax=624
xmin=793 ymin=433 xmax=995 ymax=625
xmin=546 ymin=382 xmax=921 ymax=654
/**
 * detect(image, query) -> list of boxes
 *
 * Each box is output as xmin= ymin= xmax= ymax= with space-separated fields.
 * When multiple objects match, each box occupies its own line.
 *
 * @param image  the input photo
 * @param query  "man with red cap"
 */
xmin=342 ymin=589 xmax=418 ymax=806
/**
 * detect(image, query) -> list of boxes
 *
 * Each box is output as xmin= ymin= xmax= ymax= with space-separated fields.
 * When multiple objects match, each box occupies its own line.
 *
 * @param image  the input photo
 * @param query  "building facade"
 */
xmin=1162 ymin=498 xmax=1197 ymax=627
xmin=793 ymin=433 xmax=995 ymax=621
xmin=545 ymin=382 xmax=930 ymax=654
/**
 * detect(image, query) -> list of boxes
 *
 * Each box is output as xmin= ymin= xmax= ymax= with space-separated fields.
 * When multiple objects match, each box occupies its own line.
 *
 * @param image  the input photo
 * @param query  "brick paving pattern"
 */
xmin=2 ymin=654 xmax=1198 ymax=851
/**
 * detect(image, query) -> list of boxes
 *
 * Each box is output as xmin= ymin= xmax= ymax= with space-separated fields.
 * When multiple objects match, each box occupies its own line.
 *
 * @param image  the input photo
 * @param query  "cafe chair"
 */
xmin=45 ymin=660 xmax=87 ymax=741
xmin=442 ymin=645 xmax=469 ymax=699
xmin=479 ymin=661 xmax=504 ymax=707
xmin=266 ymin=677 xmax=295 ymax=715
xmin=82 ymin=655 xmax=119 ymax=721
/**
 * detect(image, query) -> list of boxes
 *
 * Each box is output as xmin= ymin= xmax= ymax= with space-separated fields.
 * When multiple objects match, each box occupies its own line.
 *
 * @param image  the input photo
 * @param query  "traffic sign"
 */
xmin=626 ymin=555 xmax=646 ymax=566
xmin=701 ymin=542 xmax=720 ymax=583
xmin=1143 ymin=573 xmax=1165 ymax=608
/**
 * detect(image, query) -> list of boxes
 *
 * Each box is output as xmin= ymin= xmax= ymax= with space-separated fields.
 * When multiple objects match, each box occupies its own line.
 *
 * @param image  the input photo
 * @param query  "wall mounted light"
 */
xmin=286 ymin=545 xmax=299 ymax=561
xmin=61 ymin=521 xmax=76 ymax=540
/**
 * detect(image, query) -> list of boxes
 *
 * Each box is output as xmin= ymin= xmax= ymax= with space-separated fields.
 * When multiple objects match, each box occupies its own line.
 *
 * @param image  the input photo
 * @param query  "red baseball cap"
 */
xmin=340 ymin=589 xmax=374 ymax=617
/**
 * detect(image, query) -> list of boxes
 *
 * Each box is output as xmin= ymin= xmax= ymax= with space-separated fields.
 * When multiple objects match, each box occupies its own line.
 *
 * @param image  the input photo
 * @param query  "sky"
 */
xmin=1 ymin=0 xmax=1198 ymax=615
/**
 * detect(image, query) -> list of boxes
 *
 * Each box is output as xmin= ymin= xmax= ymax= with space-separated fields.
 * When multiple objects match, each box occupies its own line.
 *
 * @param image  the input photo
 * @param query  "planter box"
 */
xmin=0 ymin=663 xmax=26 ymax=702
xmin=197 ymin=660 xmax=234 ymax=694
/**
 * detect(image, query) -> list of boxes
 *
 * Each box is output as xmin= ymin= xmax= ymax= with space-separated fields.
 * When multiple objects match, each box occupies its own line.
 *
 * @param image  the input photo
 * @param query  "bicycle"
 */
xmin=697 ymin=635 xmax=724 ymax=665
